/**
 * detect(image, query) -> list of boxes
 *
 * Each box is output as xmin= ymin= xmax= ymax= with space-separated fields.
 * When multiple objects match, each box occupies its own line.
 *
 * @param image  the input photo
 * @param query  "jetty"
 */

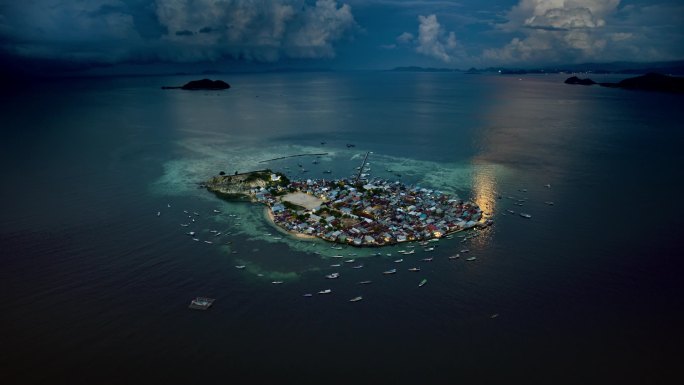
xmin=259 ymin=153 xmax=328 ymax=163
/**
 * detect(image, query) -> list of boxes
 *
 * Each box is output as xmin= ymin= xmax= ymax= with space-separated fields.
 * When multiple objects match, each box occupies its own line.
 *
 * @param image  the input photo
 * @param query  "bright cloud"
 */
xmin=399 ymin=14 xmax=457 ymax=63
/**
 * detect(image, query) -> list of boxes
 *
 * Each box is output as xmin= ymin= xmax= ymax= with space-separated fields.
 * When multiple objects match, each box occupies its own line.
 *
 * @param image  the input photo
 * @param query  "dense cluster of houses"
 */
xmin=253 ymin=176 xmax=488 ymax=247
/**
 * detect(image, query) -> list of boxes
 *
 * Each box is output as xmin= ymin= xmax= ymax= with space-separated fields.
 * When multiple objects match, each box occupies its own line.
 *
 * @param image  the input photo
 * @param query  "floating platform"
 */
xmin=189 ymin=297 xmax=215 ymax=310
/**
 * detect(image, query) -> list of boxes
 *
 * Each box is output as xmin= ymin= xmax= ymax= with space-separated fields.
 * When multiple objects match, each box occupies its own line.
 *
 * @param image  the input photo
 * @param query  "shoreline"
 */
xmin=264 ymin=207 xmax=318 ymax=240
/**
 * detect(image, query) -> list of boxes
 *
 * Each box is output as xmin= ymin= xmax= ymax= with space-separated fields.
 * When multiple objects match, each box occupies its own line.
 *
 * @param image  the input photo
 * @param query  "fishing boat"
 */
xmin=418 ymin=279 xmax=427 ymax=287
xmin=448 ymin=254 xmax=460 ymax=260
xmin=344 ymin=259 xmax=355 ymax=263
xmin=325 ymin=273 xmax=340 ymax=279
xmin=519 ymin=213 xmax=532 ymax=218
xmin=358 ymin=280 xmax=372 ymax=285
xmin=466 ymin=257 xmax=477 ymax=261
xmin=383 ymin=269 xmax=397 ymax=275
xmin=460 ymin=248 xmax=470 ymax=253
xmin=352 ymin=265 xmax=364 ymax=269
xmin=394 ymin=259 xmax=403 ymax=263
xmin=408 ymin=267 xmax=420 ymax=272
xmin=318 ymin=289 xmax=332 ymax=294
xmin=189 ymin=297 xmax=215 ymax=310
xmin=424 ymin=247 xmax=435 ymax=252
xmin=349 ymin=296 xmax=363 ymax=302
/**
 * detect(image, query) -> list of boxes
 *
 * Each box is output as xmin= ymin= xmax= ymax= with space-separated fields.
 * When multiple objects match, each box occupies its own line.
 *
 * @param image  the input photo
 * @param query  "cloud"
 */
xmin=484 ymin=0 xmax=622 ymax=64
xmin=397 ymin=14 xmax=457 ymax=63
xmin=0 ymin=0 xmax=358 ymax=66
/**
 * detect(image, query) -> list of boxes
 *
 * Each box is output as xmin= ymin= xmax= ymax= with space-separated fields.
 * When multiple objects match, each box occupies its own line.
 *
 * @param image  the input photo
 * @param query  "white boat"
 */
xmin=192 ymin=238 xmax=200 ymax=242
xmin=303 ymin=293 xmax=313 ymax=297
xmin=331 ymin=255 xmax=344 ymax=258
xmin=519 ymin=213 xmax=532 ymax=218
xmin=408 ymin=267 xmax=420 ymax=272
xmin=272 ymin=281 xmax=284 ymax=284
xmin=448 ymin=254 xmax=460 ymax=260
xmin=421 ymin=257 xmax=433 ymax=262
xmin=424 ymin=247 xmax=434 ymax=252
xmin=460 ymin=248 xmax=470 ymax=253
xmin=235 ymin=265 xmax=246 ymax=269
xmin=180 ymin=223 xmax=189 ymax=227
xmin=318 ymin=289 xmax=332 ymax=294
xmin=349 ymin=296 xmax=363 ymax=302
xmin=167 ymin=204 xmax=171 ymax=208
xmin=203 ymin=240 xmax=213 ymax=244
xmin=418 ymin=279 xmax=427 ymax=287
xmin=157 ymin=211 xmax=160 ymax=217
xmin=213 ymin=209 xmax=221 ymax=213
xmin=358 ymin=280 xmax=372 ymax=285
xmin=344 ymin=259 xmax=355 ymax=263
xmin=330 ymin=263 xmax=341 ymax=267
xmin=325 ymin=273 xmax=340 ymax=279
xmin=352 ymin=265 xmax=364 ymax=269
xmin=394 ymin=259 xmax=403 ymax=263
xmin=383 ymin=269 xmax=397 ymax=275
xmin=466 ymin=257 xmax=477 ymax=261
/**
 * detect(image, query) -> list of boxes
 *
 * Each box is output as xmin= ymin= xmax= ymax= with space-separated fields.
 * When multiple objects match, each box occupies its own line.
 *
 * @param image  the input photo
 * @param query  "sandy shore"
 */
xmin=264 ymin=207 xmax=318 ymax=240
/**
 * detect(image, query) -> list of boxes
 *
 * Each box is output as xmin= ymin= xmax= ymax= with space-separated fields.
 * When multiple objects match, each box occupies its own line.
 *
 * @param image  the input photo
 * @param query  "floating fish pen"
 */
xmin=189 ymin=297 xmax=215 ymax=310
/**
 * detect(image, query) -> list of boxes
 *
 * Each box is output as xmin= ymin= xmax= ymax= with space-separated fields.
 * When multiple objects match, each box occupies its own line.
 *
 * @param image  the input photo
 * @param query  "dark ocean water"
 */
xmin=1 ymin=72 xmax=683 ymax=384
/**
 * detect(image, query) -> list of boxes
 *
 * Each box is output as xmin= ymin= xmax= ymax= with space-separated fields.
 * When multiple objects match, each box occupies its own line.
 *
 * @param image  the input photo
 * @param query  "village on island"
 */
xmin=205 ymin=162 xmax=491 ymax=247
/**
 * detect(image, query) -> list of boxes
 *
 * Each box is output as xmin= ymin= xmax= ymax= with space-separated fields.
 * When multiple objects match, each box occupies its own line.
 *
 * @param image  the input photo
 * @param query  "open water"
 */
xmin=1 ymin=72 xmax=683 ymax=384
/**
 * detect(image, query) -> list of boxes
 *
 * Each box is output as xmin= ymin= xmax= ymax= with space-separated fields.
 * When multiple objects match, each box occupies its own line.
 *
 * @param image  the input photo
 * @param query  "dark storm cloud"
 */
xmin=0 ymin=0 xmax=358 ymax=66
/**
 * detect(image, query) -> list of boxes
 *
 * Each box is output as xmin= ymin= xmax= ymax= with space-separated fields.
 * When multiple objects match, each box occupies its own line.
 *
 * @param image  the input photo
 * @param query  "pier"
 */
xmin=354 ymin=151 xmax=371 ymax=184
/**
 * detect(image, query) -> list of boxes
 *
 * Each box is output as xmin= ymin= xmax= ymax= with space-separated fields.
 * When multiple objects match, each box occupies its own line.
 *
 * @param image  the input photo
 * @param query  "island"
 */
xmin=564 ymin=73 xmax=684 ymax=93
xmin=162 ymin=78 xmax=231 ymax=90
xmin=205 ymin=170 xmax=490 ymax=247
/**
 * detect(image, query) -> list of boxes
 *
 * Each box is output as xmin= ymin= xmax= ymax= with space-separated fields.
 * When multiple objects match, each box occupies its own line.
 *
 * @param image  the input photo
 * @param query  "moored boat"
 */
xmin=383 ymin=269 xmax=397 ymax=275
xmin=349 ymin=296 xmax=363 ymax=302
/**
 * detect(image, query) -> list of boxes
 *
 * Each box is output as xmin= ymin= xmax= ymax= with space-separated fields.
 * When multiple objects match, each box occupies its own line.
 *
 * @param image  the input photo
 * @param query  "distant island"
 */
xmin=205 ymin=170 xmax=489 ymax=247
xmin=564 ymin=73 xmax=684 ymax=93
xmin=162 ymin=78 xmax=231 ymax=90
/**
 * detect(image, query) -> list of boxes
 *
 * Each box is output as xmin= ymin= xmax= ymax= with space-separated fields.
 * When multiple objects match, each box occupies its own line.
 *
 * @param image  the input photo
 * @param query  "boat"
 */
xmin=323 ymin=170 xmax=332 ymax=174
xmin=424 ymin=247 xmax=434 ymax=252
xmin=507 ymin=209 xmax=515 ymax=214
xmin=331 ymin=255 xmax=344 ymax=258
xmin=330 ymin=263 xmax=341 ymax=267
xmin=235 ymin=265 xmax=246 ymax=269
xmin=383 ymin=269 xmax=397 ymax=275
xmin=180 ymin=223 xmax=189 ymax=227
xmin=192 ymin=238 xmax=200 ymax=242
xmin=318 ymin=289 xmax=332 ymax=294
xmin=352 ymin=265 xmax=364 ymax=269
xmin=394 ymin=259 xmax=403 ymax=263
xmin=272 ymin=281 xmax=284 ymax=284
xmin=156 ymin=211 xmax=160 ymax=217
xmin=448 ymin=254 xmax=460 ymax=260
xmin=167 ymin=204 xmax=171 ymax=208
xmin=213 ymin=209 xmax=221 ymax=213
xmin=408 ymin=267 xmax=420 ymax=272
xmin=344 ymin=259 xmax=355 ymax=263
xmin=331 ymin=246 xmax=343 ymax=250
xmin=466 ymin=257 xmax=477 ymax=261
xmin=418 ymin=279 xmax=427 ymax=287
xmin=349 ymin=296 xmax=363 ymax=302
xmin=421 ymin=257 xmax=433 ymax=262
xmin=303 ymin=293 xmax=313 ymax=297
xmin=358 ymin=280 xmax=372 ymax=285
xmin=189 ymin=297 xmax=215 ymax=310
xmin=460 ymin=248 xmax=470 ymax=253
xmin=519 ymin=213 xmax=532 ymax=218
xmin=325 ymin=273 xmax=340 ymax=279
xmin=193 ymin=212 xmax=199 ymax=216
xmin=544 ymin=201 xmax=554 ymax=205
xmin=203 ymin=240 xmax=213 ymax=244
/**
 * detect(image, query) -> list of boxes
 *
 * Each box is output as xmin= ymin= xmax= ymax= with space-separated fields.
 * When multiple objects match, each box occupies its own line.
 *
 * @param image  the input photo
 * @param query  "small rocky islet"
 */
xmin=162 ymin=78 xmax=231 ymax=90
xmin=204 ymin=170 xmax=491 ymax=247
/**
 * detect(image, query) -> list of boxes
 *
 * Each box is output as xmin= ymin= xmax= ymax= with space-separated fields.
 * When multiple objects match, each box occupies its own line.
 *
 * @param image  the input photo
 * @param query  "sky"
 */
xmin=1 ymin=0 xmax=683 ymax=74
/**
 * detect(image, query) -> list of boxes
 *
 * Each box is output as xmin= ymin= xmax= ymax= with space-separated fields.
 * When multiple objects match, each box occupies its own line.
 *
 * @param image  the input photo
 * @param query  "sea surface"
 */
xmin=1 ymin=72 xmax=682 ymax=384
